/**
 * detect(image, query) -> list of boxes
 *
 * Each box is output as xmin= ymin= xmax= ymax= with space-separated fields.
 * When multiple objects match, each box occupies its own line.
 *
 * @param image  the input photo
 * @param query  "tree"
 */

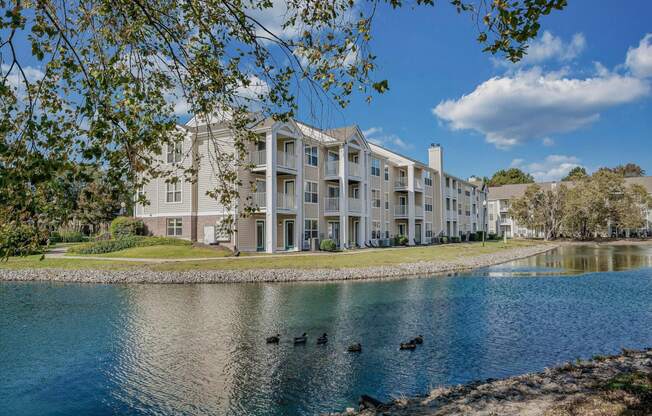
xmin=611 ymin=163 xmax=646 ymax=178
xmin=509 ymin=183 xmax=566 ymax=240
xmin=0 ymin=0 xmax=568 ymax=256
xmin=561 ymin=166 xmax=588 ymax=182
xmin=487 ymin=168 xmax=535 ymax=187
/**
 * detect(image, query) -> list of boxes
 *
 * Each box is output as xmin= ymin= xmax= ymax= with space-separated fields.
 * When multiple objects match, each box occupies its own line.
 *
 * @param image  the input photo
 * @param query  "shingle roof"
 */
xmin=489 ymin=176 xmax=652 ymax=200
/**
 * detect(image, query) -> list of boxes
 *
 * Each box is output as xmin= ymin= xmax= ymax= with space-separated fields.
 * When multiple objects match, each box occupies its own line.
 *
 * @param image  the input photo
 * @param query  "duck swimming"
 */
xmin=294 ymin=333 xmax=307 ymax=344
xmin=347 ymin=343 xmax=362 ymax=353
xmin=316 ymin=333 xmax=328 ymax=345
xmin=266 ymin=334 xmax=280 ymax=344
xmin=414 ymin=335 xmax=423 ymax=344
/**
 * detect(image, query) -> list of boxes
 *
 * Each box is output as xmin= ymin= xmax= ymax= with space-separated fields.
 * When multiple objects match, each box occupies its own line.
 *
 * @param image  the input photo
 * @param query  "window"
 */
xmin=304 ymin=181 xmax=318 ymax=203
xmin=304 ymin=219 xmax=318 ymax=242
xmin=371 ymin=158 xmax=381 ymax=176
xmin=446 ymin=198 xmax=450 ymax=211
xmin=372 ymin=189 xmax=381 ymax=208
xmin=167 ymin=141 xmax=183 ymax=164
xmin=425 ymin=197 xmax=433 ymax=212
xmin=384 ymin=192 xmax=389 ymax=210
xmin=452 ymin=199 xmax=457 ymax=211
xmin=424 ymin=171 xmax=432 ymax=187
xmin=304 ymin=145 xmax=318 ymax=167
xmin=425 ymin=223 xmax=432 ymax=238
xmin=166 ymin=218 xmax=182 ymax=236
xmin=372 ymin=221 xmax=381 ymax=239
xmin=166 ymin=182 xmax=182 ymax=203
xmin=445 ymin=177 xmax=450 ymax=188
xmin=465 ymin=190 xmax=471 ymax=197
xmin=384 ymin=166 xmax=389 ymax=181
xmin=384 ymin=222 xmax=390 ymax=238
xmin=489 ymin=214 xmax=494 ymax=221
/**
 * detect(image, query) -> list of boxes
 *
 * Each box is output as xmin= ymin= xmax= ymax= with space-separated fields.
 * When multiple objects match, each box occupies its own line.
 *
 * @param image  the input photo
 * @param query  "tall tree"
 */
xmin=611 ymin=163 xmax=646 ymax=178
xmin=509 ymin=183 xmax=566 ymax=240
xmin=561 ymin=166 xmax=588 ymax=181
xmin=0 ymin=0 xmax=568 ymax=256
xmin=487 ymin=168 xmax=535 ymax=187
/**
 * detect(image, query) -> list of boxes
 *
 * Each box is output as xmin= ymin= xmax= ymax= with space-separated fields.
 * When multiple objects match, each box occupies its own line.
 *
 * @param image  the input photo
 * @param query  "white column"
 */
xmin=407 ymin=164 xmax=415 ymax=245
xmin=294 ymin=138 xmax=303 ymax=251
xmin=339 ymin=143 xmax=349 ymax=248
xmin=360 ymin=150 xmax=369 ymax=246
xmin=265 ymin=131 xmax=277 ymax=253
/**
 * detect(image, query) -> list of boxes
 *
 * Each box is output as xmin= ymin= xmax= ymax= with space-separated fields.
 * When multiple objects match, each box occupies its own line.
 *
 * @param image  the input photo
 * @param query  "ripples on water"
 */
xmin=2 ymin=245 xmax=652 ymax=415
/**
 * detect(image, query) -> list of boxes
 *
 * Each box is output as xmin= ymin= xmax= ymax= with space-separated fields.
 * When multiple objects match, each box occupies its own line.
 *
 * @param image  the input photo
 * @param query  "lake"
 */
xmin=2 ymin=244 xmax=651 ymax=415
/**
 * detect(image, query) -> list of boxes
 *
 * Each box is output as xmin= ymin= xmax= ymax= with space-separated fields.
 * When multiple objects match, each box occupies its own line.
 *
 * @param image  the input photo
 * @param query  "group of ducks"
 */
xmin=265 ymin=333 xmax=423 ymax=352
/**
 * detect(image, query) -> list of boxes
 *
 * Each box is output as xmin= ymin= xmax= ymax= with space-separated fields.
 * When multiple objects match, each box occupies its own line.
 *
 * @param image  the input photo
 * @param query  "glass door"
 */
xmin=328 ymin=222 xmax=340 ymax=247
xmin=256 ymin=220 xmax=265 ymax=251
xmin=285 ymin=220 xmax=295 ymax=249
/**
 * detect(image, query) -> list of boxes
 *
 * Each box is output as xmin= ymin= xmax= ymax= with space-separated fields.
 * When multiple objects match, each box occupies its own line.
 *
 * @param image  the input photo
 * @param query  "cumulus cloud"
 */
xmin=496 ymin=31 xmax=586 ymax=67
xmin=363 ymin=126 xmax=412 ymax=151
xmin=542 ymin=137 xmax=555 ymax=147
xmin=511 ymin=155 xmax=583 ymax=181
xmin=626 ymin=33 xmax=652 ymax=78
xmin=433 ymin=66 xmax=649 ymax=148
xmin=1 ymin=64 xmax=45 ymax=102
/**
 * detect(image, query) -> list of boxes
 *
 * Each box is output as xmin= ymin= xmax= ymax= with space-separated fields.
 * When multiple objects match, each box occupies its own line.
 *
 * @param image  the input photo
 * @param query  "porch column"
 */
xmin=407 ymin=164 xmax=415 ymax=245
xmin=360 ymin=150 xmax=369 ymax=246
xmin=265 ymin=130 xmax=277 ymax=253
xmin=339 ymin=143 xmax=349 ymax=248
xmin=294 ymin=138 xmax=303 ymax=251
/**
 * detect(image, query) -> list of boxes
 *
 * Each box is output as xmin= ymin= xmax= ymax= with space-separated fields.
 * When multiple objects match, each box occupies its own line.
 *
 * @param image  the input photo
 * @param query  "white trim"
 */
xmin=255 ymin=219 xmax=266 ymax=252
xmin=304 ymin=180 xmax=319 ymax=204
xmin=165 ymin=181 xmax=183 ymax=204
xmin=283 ymin=219 xmax=296 ymax=249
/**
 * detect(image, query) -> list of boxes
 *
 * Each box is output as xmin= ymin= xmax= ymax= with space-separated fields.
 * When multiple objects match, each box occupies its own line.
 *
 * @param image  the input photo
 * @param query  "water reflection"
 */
xmin=2 ymin=245 xmax=652 ymax=416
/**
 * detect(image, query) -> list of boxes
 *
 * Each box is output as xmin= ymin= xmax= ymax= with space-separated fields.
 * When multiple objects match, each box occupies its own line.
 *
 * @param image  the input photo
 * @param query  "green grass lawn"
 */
xmin=0 ymin=240 xmax=545 ymax=271
xmin=70 ymin=244 xmax=231 ymax=259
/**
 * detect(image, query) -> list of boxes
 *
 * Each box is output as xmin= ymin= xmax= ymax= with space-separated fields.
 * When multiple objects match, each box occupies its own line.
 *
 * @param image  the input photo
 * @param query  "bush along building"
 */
xmin=134 ymin=115 xmax=488 ymax=253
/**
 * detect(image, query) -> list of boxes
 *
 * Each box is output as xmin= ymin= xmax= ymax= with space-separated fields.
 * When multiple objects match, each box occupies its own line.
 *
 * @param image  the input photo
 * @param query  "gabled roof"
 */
xmin=295 ymin=121 xmax=339 ymax=144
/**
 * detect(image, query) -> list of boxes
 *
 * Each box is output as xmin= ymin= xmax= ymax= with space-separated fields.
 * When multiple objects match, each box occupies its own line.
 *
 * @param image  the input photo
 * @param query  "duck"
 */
xmin=347 ymin=343 xmax=362 ymax=353
xmin=294 ymin=333 xmax=307 ymax=344
xmin=414 ymin=335 xmax=423 ymax=344
xmin=316 ymin=333 xmax=328 ymax=345
xmin=266 ymin=334 xmax=280 ymax=344
xmin=400 ymin=340 xmax=417 ymax=350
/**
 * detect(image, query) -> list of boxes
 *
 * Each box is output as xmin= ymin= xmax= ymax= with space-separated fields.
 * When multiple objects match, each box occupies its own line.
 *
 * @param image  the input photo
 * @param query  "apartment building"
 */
xmin=488 ymin=178 xmax=652 ymax=238
xmin=134 ymin=115 xmax=487 ymax=253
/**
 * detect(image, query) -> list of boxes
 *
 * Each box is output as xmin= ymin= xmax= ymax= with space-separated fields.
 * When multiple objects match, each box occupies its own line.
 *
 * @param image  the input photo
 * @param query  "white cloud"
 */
xmin=432 ymin=66 xmax=649 ymax=148
xmin=542 ymin=137 xmax=555 ymax=147
xmin=495 ymin=32 xmax=586 ymax=67
xmin=247 ymin=0 xmax=300 ymax=40
xmin=1 ymin=64 xmax=45 ymax=102
xmin=626 ymin=33 xmax=652 ymax=78
xmin=363 ymin=126 xmax=412 ymax=151
xmin=512 ymin=155 xmax=582 ymax=182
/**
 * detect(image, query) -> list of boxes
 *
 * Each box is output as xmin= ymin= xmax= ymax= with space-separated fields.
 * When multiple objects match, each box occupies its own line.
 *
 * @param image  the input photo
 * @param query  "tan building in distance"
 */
xmin=135 ymin=115 xmax=488 ymax=253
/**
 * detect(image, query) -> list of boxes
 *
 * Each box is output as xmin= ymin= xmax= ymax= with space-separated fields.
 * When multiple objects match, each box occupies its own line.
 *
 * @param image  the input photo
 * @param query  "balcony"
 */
xmin=414 ymin=179 xmax=423 ymax=191
xmin=348 ymin=197 xmax=361 ymax=213
xmin=277 ymin=193 xmax=296 ymax=211
xmin=395 ymin=178 xmax=408 ymax=190
xmin=499 ymin=205 xmax=510 ymax=213
xmin=395 ymin=205 xmax=408 ymax=218
xmin=325 ymin=160 xmax=339 ymax=177
xmin=324 ymin=197 xmax=339 ymax=214
xmin=415 ymin=206 xmax=423 ymax=218
xmin=348 ymin=161 xmax=361 ymax=179
xmin=249 ymin=150 xmax=296 ymax=172
xmin=253 ymin=192 xmax=266 ymax=210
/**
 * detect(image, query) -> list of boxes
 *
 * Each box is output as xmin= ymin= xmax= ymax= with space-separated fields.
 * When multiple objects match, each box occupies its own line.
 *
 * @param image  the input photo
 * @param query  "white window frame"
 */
xmin=372 ymin=189 xmax=381 ymax=208
xmin=426 ymin=222 xmax=433 ymax=238
xmin=304 ymin=145 xmax=318 ymax=167
xmin=425 ymin=197 xmax=433 ymax=212
xmin=304 ymin=218 xmax=318 ymax=243
xmin=384 ymin=221 xmax=390 ymax=238
xmin=384 ymin=166 xmax=389 ymax=181
xmin=166 ymin=181 xmax=182 ymax=203
xmin=424 ymin=171 xmax=432 ymax=187
xmin=371 ymin=221 xmax=381 ymax=239
xmin=304 ymin=181 xmax=318 ymax=204
xmin=167 ymin=141 xmax=183 ymax=164
xmin=384 ymin=192 xmax=389 ymax=210
xmin=371 ymin=158 xmax=380 ymax=176
xmin=166 ymin=218 xmax=183 ymax=236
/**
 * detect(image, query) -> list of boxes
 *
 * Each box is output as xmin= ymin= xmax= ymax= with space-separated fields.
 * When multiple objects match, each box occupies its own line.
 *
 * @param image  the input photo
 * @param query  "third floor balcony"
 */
xmin=250 ymin=149 xmax=297 ymax=173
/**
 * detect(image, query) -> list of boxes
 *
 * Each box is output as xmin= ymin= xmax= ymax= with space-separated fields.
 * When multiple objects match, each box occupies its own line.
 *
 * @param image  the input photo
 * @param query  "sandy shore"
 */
xmin=0 ymin=243 xmax=557 ymax=284
xmin=334 ymin=348 xmax=652 ymax=416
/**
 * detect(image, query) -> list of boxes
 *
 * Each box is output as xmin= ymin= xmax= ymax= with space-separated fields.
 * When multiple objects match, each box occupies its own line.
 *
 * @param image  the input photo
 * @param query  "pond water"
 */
xmin=2 ymin=244 xmax=652 ymax=415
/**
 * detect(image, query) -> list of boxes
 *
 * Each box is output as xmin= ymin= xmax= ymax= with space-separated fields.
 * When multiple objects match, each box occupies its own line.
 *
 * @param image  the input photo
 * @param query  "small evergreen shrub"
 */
xmin=476 ymin=231 xmax=485 ymax=241
xmin=488 ymin=233 xmax=498 ymax=240
xmin=69 ymin=236 xmax=189 ymax=255
xmin=441 ymin=236 xmax=448 ymax=244
xmin=109 ymin=217 xmax=144 ymax=238
xmin=320 ymin=239 xmax=337 ymax=252
xmin=398 ymin=236 xmax=408 ymax=246
xmin=0 ymin=223 xmax=43 ymax=257
xmin=451 ymin=236 xmax=461 ymax=243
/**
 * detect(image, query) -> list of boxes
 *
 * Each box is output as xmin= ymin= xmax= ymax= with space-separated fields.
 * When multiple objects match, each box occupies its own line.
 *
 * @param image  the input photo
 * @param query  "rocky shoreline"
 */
xmin=334 ymin=348 xmax=652 ymax=416
xmin=0 ymin=243 xmax=556 ymax=284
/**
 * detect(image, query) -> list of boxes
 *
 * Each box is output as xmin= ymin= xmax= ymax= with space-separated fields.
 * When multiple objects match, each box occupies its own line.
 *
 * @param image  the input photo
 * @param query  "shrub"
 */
xmin=451 ymin=236 xmax=461 ymax=243
xmin=476 ymin=231 xmax=485 ymax=241
xmin=69 ymin=236 xmax=189 ymax=255
xmin=109 ymin=216 xmax=144 ymax=238
xmin=441 ymin=236 xmax=448 ymax=244
xmin=51 ymin=230 xmax=85 ymax=243
xmin=0 ymin=223 xmax=43 ymax=257
xmin=320 ymin=239 xmax=337 ymax=252
xmin=488 ymin=233 xmax=498 ymax=240
xmin=398 ymin=236 xmax=408 ymax=246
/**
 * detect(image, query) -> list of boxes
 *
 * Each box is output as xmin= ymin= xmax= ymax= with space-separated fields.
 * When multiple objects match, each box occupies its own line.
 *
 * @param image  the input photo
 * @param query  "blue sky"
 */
xmin=312 ymin=0 xmax=652 ymax=181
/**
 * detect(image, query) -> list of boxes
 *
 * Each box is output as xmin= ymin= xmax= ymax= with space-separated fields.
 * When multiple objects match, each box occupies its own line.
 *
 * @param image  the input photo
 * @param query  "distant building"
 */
xmin=487 ymin=177 xmax=652 ymax=238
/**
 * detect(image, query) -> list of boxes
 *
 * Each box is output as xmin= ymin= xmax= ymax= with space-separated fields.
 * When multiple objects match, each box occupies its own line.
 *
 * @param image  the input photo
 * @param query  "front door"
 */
xmin=352 ymin=220 xmax=359 ymax=246
xmin=415 ymin=224 xmax=422 ymax=244
xmin=328 ymin=222 xmax=340 ymax=246
xmin=285 ymin=220 xmax=295 ymax=249
xmin=398 ymin=223 xmax=406 ymax=237
xmin=256 ymin=220 xmax=265 ymax=251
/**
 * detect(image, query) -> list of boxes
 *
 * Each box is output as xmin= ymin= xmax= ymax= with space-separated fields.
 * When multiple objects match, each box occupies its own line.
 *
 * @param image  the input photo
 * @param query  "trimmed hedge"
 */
xmin=69 ymin=236 xmax=189 ymax=255
xmin=50 ymin=230 xmax=86 ymax=243
xmin=320 ymin=239 xmax=337 ymax=252
xmin=109 ymin=217 xmax=144 ymax=238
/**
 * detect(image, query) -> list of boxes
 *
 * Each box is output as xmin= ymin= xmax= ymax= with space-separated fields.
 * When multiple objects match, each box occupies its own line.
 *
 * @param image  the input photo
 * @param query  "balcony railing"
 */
xmin=395 ymin=178 xmax=408 ymax=189
xmin=249 ymin=150 xmax=296 ymax=170
xmin=277 ymin=193 xmax=296 ymax=210
xmin=415 ymin=206 xmax=424 ymax=217
xmin=325 ymin=160 xmax=339 ymax=177
xmin=348 ymin=197 xmax=361 ymax=213
xmin=348 ymin=161 xmax=360 ymax=177
xmin=395 ymin=205 xmax=408 ymax=217
xmin=324 ymin=197 xmax=339 ymax=212
xmin=414 ymin=179 xmax=423 ymax=190
xmin=253 ymin=192 xmax=266 ymax=209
